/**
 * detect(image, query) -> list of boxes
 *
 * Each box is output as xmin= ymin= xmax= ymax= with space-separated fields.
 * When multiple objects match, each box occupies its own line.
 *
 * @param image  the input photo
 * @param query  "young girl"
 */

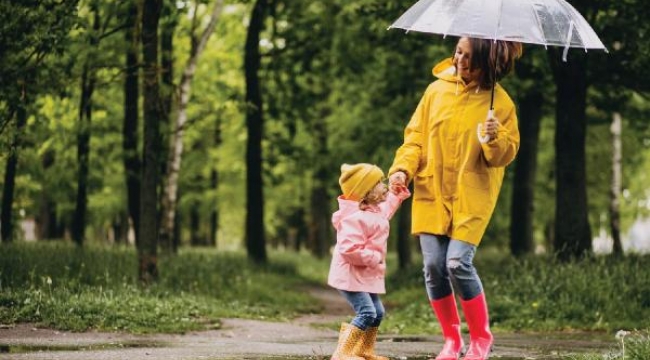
xmin=328 ymin=163 xmax=410 ymax=360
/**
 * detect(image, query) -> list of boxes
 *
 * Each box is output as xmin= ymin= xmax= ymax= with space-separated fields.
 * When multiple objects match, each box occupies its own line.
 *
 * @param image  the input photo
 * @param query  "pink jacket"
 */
xmin=327 ymin=190 xmax=410 ymax=294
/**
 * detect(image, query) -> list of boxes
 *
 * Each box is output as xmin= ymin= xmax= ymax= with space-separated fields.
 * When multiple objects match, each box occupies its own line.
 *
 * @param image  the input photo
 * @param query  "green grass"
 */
xmin=565 ymin=330 xmax=650 ymax=359
xmin=382 ymin=248 xmax=650 ymax=334
xmin=2 ymin=242 xmax=650 ymax=339
xmin=0 ymin=242 xmax=322 ymax=333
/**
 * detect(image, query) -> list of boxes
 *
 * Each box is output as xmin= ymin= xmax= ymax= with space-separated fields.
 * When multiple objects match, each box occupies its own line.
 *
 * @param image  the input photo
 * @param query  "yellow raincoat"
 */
xmin=389 ymin=58 xmax=520 ymax=245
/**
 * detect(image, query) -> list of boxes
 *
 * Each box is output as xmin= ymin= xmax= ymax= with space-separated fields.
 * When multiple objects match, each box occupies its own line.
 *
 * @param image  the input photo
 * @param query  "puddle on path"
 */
xmin=226 ymin=357 xmax=555 ymax=360
xmin=0 ymin=341 xmax=165 ymax=354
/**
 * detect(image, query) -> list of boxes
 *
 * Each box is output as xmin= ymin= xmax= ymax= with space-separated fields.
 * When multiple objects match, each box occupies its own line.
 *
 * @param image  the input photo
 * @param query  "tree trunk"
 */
xmin=190 ymin=203 xmax=201 ymax=246
xmin=610 ymin=112 xmax=623 ymax=256
xmin=72 ymin=7 xmax=100 ymax=246
xmin=173 ymin=200 xmax=181 ymax=250
xmin=308 ymin=115 xmax=330 ymax=258
xmin=71 ymin=61 xmax=95 ymax=246
xmin=509 ymin=89 xmax=543 ymax=256
xmin=160 ymin=0 xmax=224 ymax=253
xmin=244 ymin=0 xmax=268 ymax=263
xmin=209 ymin=116 xmax=222 ymax=248
xmin=123 ymin=0 xmax=141 ymax=245
xmin=139 ymin=0 xmax=163 ymax=283
xmin=112 ymin=212 xmax=129 ymax=244
xmin=37 ymin=149 xmax=58 ymax=240
xmin=209 ymin=167 xmax=218 ymax=247
xmin=158 ymin=0 xmax=177 ymax=252
xmin=1 ymin=105 xmax=26 ymax=242
xmin=549 ymin=51 xmax=592 ymax=260
xmin=309 ymin=183 xmax=329 ymax=258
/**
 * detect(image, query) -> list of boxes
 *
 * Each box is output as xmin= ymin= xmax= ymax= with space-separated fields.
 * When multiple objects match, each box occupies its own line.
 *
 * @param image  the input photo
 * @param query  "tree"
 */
xmin=609 ymin=112 xmax=622 ymax=255
xmin=1 ymin=102 xmax=27 ymax=242
xmin=590 ymin=1 xmax=650 ymax=255
xmin=548 ymin=48 xmax=593 ymax=260
xmin=0 ymin=0 xmax=78 ymax=242
xmin=509 ymin=48 xmax=551 ymax=256
xmin=71 ymin=2 xmax=102 ymax=246
xmin=244 ymin=0 xmax=268 ymax=263
xmin=158 ymin=0 xmax=178 ymax=251
xmin=160 ymin=0 xmax=224 ymax=253
xmin=139 ymin=0 xmax=163 ymax=282
xmin=549 ymin=0 xmax=650 ymax=259
xmin=209 ymin=114 xmax=222 ymax=247
xmin=123 ymin=0 xmax=141 ymax=245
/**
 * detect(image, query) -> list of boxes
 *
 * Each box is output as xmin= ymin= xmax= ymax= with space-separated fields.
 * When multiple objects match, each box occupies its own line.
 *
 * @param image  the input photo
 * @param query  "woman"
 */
xmin=388 ymin=37 xmax=522 ymax=360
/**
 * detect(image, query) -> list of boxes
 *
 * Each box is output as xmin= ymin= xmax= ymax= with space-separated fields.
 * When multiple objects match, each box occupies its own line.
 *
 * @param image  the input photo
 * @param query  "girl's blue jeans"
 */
xmin=338 ymin=290 xmax=384 ymax=330
xmin=420 ymin=233 xmax=483 ymax=301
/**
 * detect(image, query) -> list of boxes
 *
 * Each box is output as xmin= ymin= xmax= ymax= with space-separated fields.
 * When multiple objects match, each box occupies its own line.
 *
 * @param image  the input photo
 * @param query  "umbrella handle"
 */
xmin=477 ymin=109 xmax=493 ymax=144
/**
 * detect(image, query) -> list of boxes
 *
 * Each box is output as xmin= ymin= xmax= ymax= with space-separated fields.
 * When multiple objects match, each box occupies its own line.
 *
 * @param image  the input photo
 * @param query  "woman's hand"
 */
xmin=389 ymin=171 xmax=407 ymax=194
xmin=484 ymin=114 xmax=500 ymax=138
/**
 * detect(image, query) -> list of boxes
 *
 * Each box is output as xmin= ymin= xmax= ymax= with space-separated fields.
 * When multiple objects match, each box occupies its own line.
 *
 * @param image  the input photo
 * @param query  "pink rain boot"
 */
xmin=430 ymin=295 xmax=464 ymax=360
xmin=460 ymin=293 xmax=493 ymax=360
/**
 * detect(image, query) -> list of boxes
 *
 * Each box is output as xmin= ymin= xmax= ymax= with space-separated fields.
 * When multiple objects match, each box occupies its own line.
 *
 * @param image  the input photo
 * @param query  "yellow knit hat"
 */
xmin=339 ymin=163 xmax=384 ymax=201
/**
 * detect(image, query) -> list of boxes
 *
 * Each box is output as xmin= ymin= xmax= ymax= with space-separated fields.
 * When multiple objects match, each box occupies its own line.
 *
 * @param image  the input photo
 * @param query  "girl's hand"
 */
xmin=389 ymin=171 xmax=407 ymax=194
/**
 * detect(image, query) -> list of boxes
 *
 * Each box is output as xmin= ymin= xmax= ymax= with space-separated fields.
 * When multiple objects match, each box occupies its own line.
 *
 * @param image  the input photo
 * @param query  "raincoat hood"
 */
xmin=432 ymin=57 xmax=459 ymax=82
xmin=331 ymin=197 xmax=361 ymax=230
xmin=433 ymin=57 xmax=481 ymax=90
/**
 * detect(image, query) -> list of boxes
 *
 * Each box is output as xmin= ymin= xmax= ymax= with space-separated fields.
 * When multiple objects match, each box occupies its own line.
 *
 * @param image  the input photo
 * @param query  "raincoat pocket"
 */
xmin=413 ymin=174 xmax=436 ymax=201
xmin=461 ymin=171 xmax=489 ymax=190
xmin=355 ymin=264 xmax=383 ymax=282
xmin=459 ymin=171 xmax=491 ymax=215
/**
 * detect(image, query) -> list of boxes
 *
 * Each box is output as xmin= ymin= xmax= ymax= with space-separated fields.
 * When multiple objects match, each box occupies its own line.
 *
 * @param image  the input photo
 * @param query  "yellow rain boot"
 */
xmin=356 ymin=326 xmax=389 ymax=360
xmin=331 ymin=323 xmax=365 ymax=360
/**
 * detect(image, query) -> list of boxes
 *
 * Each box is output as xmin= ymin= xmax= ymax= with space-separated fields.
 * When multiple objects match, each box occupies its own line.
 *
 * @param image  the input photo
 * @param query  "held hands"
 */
xmin=389 ymin=171 xmax=408 ymax=195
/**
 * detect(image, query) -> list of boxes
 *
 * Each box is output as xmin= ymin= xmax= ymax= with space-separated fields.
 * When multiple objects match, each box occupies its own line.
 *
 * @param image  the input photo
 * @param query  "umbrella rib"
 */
xmin=548 ymin=0 xmax=567 ymax=48
xmin=557 ymin=0 xmax=586 ymax=50
xmin=443 ymin=0 xmax=463 ymax=37
xmin=530 ymin=1 xmax=549 ymax=48
xmin=404 ymin=0 xmax=442 ymax=33
xmin=494 ymin=0 xmax=504 ymax=39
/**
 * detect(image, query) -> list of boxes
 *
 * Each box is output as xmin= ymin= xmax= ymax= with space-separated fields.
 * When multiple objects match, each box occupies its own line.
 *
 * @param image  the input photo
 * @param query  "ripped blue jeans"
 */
xmin=420 ymin=233 xmax=483 ymax=301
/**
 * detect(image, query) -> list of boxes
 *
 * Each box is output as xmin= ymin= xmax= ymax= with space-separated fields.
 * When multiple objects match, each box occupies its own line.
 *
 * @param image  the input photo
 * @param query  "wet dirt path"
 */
xmin=0 ymin=287 xmax=615 ymax=360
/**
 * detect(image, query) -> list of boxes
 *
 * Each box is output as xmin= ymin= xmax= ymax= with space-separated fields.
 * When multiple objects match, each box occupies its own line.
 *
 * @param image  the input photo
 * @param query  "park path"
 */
xmin=0 ymin=286 xmax=615 ymax=360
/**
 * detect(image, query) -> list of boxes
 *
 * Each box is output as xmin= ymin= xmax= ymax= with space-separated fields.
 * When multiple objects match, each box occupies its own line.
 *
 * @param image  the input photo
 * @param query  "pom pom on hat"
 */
xmin=339 ymin=163 xmax=384 ymax=201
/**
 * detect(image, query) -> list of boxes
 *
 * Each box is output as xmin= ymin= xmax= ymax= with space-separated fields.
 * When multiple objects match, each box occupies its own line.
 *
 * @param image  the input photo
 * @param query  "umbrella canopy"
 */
xmin=389 ymin=0 xmax=607 ymax=60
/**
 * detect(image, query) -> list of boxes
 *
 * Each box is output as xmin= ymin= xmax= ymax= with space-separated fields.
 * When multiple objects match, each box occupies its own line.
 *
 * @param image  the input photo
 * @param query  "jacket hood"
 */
xmin=432 ymin=57 xmax=460 ymax=82
xmin=433 ymin=57 xmax=482 ymax=91
xmin=332 ymin=196 xmax=360 ymax=228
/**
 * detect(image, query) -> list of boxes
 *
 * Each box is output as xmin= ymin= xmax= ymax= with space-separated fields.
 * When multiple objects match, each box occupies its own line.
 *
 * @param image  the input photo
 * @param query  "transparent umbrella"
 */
xmin=388 ymin=0 xmax=608 ymax=142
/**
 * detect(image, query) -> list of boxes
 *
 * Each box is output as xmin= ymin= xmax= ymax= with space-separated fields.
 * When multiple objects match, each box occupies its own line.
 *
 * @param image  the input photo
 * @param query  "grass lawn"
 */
xmin=1 ymin=241 xmax=649 ymax=343
xmin=0 ymin=242 xmax=324 ymax=333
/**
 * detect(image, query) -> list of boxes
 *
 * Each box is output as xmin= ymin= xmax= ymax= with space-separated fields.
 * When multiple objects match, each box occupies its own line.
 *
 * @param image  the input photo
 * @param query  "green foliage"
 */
xmin=0 ymin=242 xmax=320 ymax=333
xmin=175 ymin=2 xmax=248 ymax=243
xmin=1 ymin=0 xmax=649 ymax=256
xmin=383 ymin=251 xmax=650 ymax=334
xmin=566 ymin=331 xmax=650 ymax=360
xmin=0 ymin=0 xmax=79 ymax=97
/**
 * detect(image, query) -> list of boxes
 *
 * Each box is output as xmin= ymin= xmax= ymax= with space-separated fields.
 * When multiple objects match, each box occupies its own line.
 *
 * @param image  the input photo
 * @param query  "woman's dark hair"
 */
xmin=468 ymin=38 xmax=523 ymax=89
